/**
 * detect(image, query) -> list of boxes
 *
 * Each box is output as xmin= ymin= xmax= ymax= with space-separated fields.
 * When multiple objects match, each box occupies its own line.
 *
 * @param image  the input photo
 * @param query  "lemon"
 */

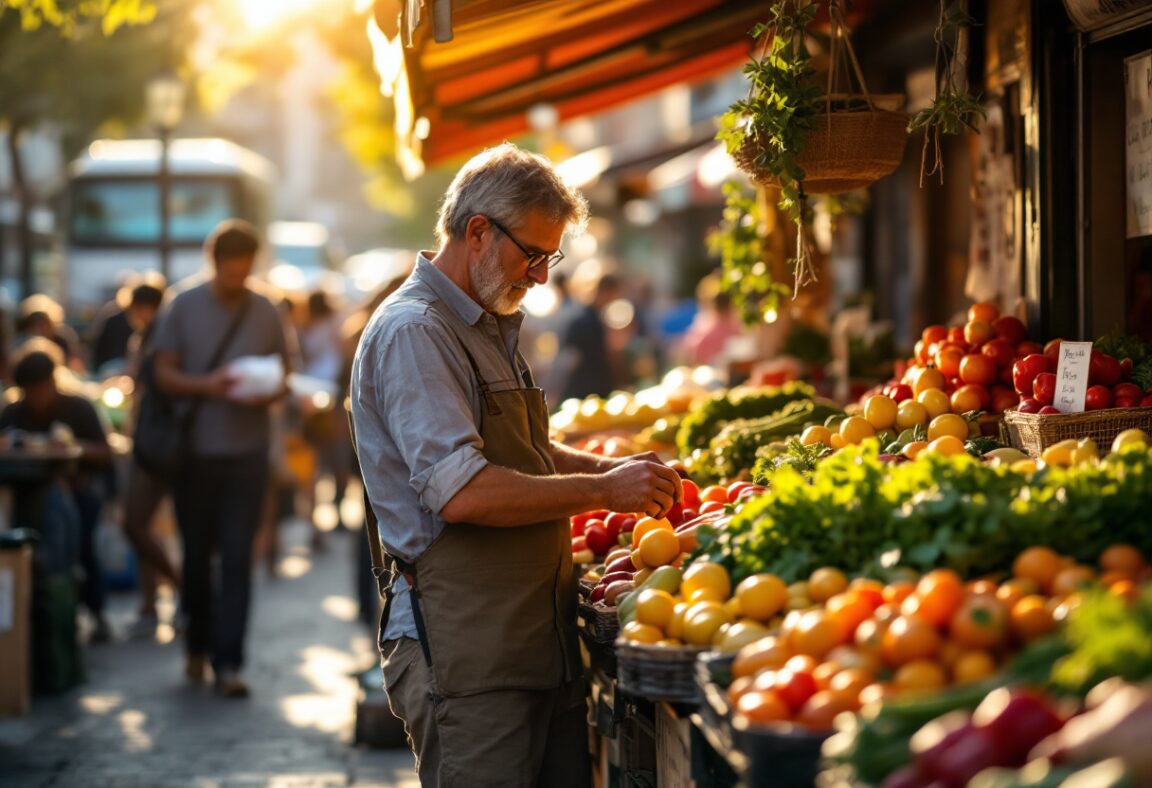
xmin=928 ymin=413 xmax=969 ymax=441
xmin=863 ymin=395 xmax=898 ymax=430
xmin=896 ymin=400 xmax=930 ymax=430
xmin=839 ymin=416 xmax=877 ymax=445
xmin=1111 ymin=429 xmax=1149 ymax=454
xmin=800 ymin=425 xmax=834 ymax=447
xmin=917 ymin=388 xmax=952 ymax=419
xmin=681 ymin=562 xmax=732 ymax=601
xmin=1040 ymin=439 xmax=1078 ymax=467
xmin=634 ymin=589 xmax=677 ymax=630
xmin=620 ymin=621 xmax=663 ymax=644
xmin=735 ymin=573 xmax=789 ymax=621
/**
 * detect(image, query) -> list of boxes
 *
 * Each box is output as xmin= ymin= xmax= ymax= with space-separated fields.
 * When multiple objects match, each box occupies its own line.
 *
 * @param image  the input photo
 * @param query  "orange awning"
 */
xmin=372 ymin=0 xmax=765 ymax=177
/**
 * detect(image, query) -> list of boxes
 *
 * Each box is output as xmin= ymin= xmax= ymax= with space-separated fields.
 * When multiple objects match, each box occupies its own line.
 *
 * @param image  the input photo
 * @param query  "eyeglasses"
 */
xmin=485 ymin=216 xmax=565 ymax=271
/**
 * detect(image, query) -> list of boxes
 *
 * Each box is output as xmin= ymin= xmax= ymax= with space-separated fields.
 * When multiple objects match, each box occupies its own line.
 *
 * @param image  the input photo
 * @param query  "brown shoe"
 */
xmin=185 ymin=653 xmax=209 ymax=684
xmin=214 ymin=669 xmax=250 ymax=698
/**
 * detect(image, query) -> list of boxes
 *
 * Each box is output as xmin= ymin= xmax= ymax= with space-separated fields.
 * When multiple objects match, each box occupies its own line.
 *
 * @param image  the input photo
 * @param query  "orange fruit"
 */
xmin=796 ymin=690 xmax=853 ymax=730
xmin=1010 ymin=595 xmax=1056 ymax=641
xmin=736 ymin=690 xmax=791 ymax=724
xmin=913 ymin=367 xmax=946 ymax=398
xmin=800 ymin=425 xmax=834 ymax=447
xmin=736 ymin=574 xmax=789 ymax=622
xmin=882 ymin=616 xmax=942 ymax=666
xmin=700 ymin=485 xmax=729 ymax=504
xmin=896 ymin=400 xmax=931 ymax=429
xmin=995 ymin=578 xmax=1039 ymax=610
xmin=632 ymin=516 xmax=674 ymax=544
xmin=1013 ymin=546 xmax=1064 ymax=593
xmin=682 ymin=562 xmax=732 ymax=601
xmin=829 ymin=667 xmax=874 ymax=699
xmin=949 ymin=595 xmax=1009 ymax=650
xmin=808 ymin=567 xmax=849 ymax=602
xmin=784 ymin=654 xmax=820 ymax=674
xmin=1110 ymin=580 xmax=1140 ymax=603
xmin=634 ymin=589 xmax=677 ymax=630
xmin=732 ymin=636 xmax=792 ymax=679
xmin=812 ymin=660 xmax=843 ymax=690
xmin=1051 ymin=565 xmax=1097 ymax=597
xmin=909 ymin=570 xmax=966 ymax=627
xmin=864 ymin=395 xmax=899 ymax=431
xmin=918 ymin=388 xmax=952 ymax=419
xmin=854 ymin=617 xmax=889 ymax=657
xmin=839 ymin=416 xmax=877 ymax=446
xmin=637 ymin=528 xmax=679 ymax=568
xmin=951 ymin=650 xmax=997 ymax=684
xmin=1100 ymin=544 xmax=1146 ymax=576
xmin=926 ymin=435 xmax=966 ymax=457
xmin=883 ymin=581 xmax=916 ymax=607
xmin=826 ymin=593 xmax=873 ymax=639
xmin=620 ymin=621 xmax=663 ymax=644
xmin=928 ymin=414 xmax=969 ymax=442
xmin=968 ymin=302 xmax=1000 ymax=323
xmin=893 ymin=659 xmax=947 ymax=693
xmin=824 ymin=645 xmax=883 ymax=675
xmin=790 ymin=610 xmax=846 ymax=659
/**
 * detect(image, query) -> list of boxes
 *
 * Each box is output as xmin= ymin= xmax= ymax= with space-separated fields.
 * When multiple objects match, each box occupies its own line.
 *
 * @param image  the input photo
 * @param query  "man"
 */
xmin=0 ymin=342 xmax=113 ymax=640
xmin=152 ymin=220 xmax=293 ymax=697
xmin=556 ymin=271 xmax=621 ymax=401
xmin=351 ymin=143 xmax=682 ymax=787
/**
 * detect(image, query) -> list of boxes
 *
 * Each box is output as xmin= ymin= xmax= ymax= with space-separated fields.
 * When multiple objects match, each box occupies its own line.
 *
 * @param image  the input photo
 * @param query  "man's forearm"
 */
xmin=440 ymin=464 xmax=609 ymax=526
xmin=548 ymin=440 xmax=617 ymax=474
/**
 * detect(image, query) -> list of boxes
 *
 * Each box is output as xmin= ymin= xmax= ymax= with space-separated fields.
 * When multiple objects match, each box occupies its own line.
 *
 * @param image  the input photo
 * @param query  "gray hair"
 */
xmin=435 ymin=142 xmax=589 ymax=246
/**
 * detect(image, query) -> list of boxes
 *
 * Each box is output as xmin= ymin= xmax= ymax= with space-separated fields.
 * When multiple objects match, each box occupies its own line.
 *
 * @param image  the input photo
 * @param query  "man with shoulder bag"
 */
xmin=150 ymin=220 xmax=294 ymax=697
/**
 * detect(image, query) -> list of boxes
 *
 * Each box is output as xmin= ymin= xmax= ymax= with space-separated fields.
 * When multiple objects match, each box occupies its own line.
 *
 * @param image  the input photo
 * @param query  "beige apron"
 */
xmin=362 ymin=318 xmax=580 ymax=698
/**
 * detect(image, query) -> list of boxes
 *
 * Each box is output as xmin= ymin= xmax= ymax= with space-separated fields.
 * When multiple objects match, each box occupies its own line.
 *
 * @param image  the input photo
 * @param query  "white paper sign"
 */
xmin=0 ymin=568 xmax=13 ymax=632
xmin=1126 ymin=51 xmax=1152 ymax=238
xmin=1055 ymin=341 xmax=1094 ymax=413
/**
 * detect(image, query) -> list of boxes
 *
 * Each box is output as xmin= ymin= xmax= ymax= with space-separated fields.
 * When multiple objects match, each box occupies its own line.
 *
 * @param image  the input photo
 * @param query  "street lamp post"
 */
xmin=146 ymin=72 xmax=186 ymax=283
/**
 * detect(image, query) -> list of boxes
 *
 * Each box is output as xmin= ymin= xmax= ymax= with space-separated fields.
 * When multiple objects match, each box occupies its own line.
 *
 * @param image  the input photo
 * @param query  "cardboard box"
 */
xmin=0 ymin=545 xmax=32 ymax=716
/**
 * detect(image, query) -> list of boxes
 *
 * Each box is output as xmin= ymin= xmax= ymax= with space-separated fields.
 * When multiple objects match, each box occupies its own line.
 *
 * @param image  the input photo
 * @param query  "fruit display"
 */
xmin=1013 ymin=343 xmax=1152 ymax=413
xmin=549 ymin=365 xmax=722 ymax=436
xmin=825 ymin=584 xmax=1152 ymax=786
xmin=693 ymin=433 xmax=1152 ymax=585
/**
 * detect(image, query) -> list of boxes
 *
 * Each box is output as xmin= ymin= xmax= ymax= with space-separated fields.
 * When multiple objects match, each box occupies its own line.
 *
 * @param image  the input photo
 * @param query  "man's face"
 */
xmin=24 ymin=380 xmax=57 ymax=416
xmin=127 ymin=304 xmax=158 ymax=332
xmin=473 ymin=211 xmax=563 ymax=316
xmin=214 ymin=253 xmax=255 ymax=295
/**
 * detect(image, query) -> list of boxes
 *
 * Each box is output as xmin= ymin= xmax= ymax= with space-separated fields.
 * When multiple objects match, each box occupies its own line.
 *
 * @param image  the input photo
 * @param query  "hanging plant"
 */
xmin=706 ymin=180 xmax=790 ymax=327
xmin=718 ymin=0 xmax=908 ymax=294
xmin=908 ymin=0 xmax=988 ymax=186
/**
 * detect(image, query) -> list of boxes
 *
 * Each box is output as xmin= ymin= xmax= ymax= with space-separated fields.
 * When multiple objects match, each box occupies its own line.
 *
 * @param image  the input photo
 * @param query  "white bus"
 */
xmin=65 ymin=138 xmax=275 ymax=319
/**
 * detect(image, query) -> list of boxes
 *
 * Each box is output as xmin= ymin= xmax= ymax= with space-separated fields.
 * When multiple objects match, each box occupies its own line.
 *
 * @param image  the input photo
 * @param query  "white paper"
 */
xmin=1126 ymin=51 xmax=1152 ymax=238
xmin=227 ymin=355 xmax=285 ymax=399
xmin=1055 ymin=341 xmax=1094 ymax=413
xmin=0 ymin=568 xmax=13 ymax=632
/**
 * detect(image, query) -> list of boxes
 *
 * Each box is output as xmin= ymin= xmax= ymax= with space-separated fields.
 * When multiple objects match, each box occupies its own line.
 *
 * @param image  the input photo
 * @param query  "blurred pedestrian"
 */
xmin=555 ymin=272 xmax=621 ymax=401
xmin=14 ymin=295 xmax=85 ymax=373
xmin=1 ymin=340 xmax=113 ymax=641
xmin=298 ymin=289 xmax=350 ymax=546
xmin=119 ymin=281 xmax=182 ymax=638
xmin=151 ymin=219 xmax=294 ymax=698
xmin=678 ymin=272 xmax=745 ymax=367
xmin=87 ymin=272 xmax=166 ymax=375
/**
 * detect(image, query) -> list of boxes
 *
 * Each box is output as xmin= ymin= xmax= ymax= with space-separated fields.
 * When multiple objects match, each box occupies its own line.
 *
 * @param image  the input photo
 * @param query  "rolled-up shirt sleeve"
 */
xmin=378 ymin=319 xmax=488 ymax=515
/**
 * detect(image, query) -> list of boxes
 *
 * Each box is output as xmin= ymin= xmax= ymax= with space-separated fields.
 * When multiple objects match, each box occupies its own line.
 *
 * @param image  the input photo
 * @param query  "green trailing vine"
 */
xmin=908 ymin=0 xmax=988 ymax=185
xmin=706 ymin=181 xmax=790 ymax=327
xmin=716 ymin=0 xmax=821 ymax=292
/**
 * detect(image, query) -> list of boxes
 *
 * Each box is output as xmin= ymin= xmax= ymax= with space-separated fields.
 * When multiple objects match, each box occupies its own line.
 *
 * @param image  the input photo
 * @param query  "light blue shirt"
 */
xmin=350 ymin=254 xmax=532 ymax=641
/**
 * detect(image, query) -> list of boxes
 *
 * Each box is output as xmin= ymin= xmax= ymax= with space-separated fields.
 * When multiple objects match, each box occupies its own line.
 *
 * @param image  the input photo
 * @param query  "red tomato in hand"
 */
xmin=1085 ymin=385 xmax=1113 ymax=410
xmin=1013 ymin=354 xmax=1055 ymax=396
xmin=1033 ymin=372 xmax=1057 ymax=405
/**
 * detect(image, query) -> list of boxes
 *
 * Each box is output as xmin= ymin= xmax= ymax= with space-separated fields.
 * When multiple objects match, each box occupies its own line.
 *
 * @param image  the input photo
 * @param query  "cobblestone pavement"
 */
xmin=0 ymin=519 xmax=419 ymax=788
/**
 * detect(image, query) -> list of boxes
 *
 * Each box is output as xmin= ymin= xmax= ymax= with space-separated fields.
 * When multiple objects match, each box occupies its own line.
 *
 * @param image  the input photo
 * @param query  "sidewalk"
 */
xmin=0 ymin=519 xmax=419 ymax=788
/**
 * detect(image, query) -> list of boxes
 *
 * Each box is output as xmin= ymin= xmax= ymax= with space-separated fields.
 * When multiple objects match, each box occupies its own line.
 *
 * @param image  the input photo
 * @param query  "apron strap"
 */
xmin=347 ymin=400 xmax=434 ymax=667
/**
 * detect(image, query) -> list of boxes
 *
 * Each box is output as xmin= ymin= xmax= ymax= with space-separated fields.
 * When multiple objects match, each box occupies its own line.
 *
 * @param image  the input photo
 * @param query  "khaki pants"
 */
xmin=382 ymin=638 xmax=591 ymax=788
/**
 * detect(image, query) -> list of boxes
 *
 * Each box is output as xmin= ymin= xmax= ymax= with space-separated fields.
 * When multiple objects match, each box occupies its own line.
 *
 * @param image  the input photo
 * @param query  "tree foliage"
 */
xmin=1 ymin=0 xmax=156 ymax=36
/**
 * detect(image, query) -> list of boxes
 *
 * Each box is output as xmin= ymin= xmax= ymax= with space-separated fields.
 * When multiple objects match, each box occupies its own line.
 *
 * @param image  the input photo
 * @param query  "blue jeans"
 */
xmin=173 ymin=452 xmax=268 ymax=671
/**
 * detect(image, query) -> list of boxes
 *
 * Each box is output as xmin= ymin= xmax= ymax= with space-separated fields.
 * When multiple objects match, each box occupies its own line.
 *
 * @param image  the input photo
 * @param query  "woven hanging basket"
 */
xmin=736 ymin=104 xmax=910 ymax=194
xmin=733 ymin=1 xmax=908 ymax=195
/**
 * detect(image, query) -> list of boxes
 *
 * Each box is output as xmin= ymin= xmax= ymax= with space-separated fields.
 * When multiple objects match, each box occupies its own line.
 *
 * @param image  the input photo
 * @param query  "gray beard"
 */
xmin=474 ymin=245 xmax=532 ymax=315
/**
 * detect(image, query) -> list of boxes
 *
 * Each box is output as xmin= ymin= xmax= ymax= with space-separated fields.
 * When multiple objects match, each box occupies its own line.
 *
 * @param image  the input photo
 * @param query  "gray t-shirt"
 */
xmin=152 ymin=280 xmax=291 ymax=457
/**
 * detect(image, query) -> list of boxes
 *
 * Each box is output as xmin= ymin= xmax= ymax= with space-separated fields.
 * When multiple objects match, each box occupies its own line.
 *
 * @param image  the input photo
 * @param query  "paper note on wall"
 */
xmin=1126 ymin=51 xmax=1152 ymax=238
xmin=0 ymin=568 xmax=12 ymax=632
xmin=1055 ymin=341 xmax=1094 ymax=413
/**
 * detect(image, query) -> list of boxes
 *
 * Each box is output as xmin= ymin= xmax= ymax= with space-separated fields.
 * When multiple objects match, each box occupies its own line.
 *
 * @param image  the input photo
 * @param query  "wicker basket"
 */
xmin=736 ymin=107 xmax=909 ymax=195
xmin=616 ymin=641 xmax=709 ymax=703
xmin=577 ymin=599 xmax=619 ymax=644
xmin=577 ymin=577 xmax=597 ymax=599
xmin=1002 ymin=407 xmax=1152 ymax=458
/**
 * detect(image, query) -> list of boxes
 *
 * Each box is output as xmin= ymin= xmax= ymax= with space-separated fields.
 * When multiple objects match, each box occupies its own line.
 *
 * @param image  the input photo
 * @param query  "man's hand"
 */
xmin=203 ymin=368 xmax=238 ymax=398
xmin=601 ymin=460 xmax=683 ymax=519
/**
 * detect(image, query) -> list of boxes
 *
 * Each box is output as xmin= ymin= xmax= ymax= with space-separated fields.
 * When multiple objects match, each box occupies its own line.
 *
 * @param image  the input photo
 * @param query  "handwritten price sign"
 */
xmin=1054 ymin=341 xmax=1094 ymax=413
